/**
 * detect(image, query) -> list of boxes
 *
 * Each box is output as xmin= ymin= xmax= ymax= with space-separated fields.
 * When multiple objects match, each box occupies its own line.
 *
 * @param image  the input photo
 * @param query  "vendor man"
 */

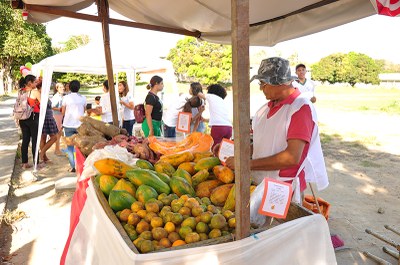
xmin=225 ymin=57 xmax=328 ymax=201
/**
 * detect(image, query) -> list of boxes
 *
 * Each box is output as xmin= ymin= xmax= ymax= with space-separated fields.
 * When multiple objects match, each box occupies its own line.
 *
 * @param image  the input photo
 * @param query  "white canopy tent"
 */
xmin=31 ymin=41 xmax=177 ymax=170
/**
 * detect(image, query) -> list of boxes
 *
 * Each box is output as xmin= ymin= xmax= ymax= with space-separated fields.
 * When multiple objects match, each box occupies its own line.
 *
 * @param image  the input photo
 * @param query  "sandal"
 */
xmin=68 ymin=168 xmax=76 ymax=173
xmin=22 ymin=163 xmax=32 ymax=169
xmin=54 ymin=151 xmax=64 ymax=156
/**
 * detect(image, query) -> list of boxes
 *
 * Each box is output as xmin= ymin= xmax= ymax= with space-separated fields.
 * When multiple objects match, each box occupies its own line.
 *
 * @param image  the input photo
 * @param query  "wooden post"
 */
xmin=231 ymin=0 xmax=251 ymax=240
xmin=97 ymin=0 xmax=119 ymax=126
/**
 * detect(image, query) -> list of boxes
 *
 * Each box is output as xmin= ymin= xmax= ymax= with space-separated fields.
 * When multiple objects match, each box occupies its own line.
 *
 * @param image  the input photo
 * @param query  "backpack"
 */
xmin=13 ymin=90 xmax=33 ymax=121
xmin=134 ymin=104 xmax=145 ymax=123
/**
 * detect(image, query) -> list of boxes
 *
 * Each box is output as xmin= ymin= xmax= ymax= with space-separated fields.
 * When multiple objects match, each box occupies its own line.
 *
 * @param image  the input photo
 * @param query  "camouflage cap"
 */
xmin=250 ymin=57 xmax=295 ymax=85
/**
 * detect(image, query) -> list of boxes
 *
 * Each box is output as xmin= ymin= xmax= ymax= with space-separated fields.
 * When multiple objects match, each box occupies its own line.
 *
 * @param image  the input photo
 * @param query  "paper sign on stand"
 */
xmin=258 ymin=178 xmax=293 ymax=219
xmin=218 ymin=138 xmax=234 ymax=165
xmin=176 ymin=112 xmax=192 ymax=133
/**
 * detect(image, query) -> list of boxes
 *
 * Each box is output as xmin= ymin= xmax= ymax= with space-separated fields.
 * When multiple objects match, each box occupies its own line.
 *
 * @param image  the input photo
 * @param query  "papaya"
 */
xmin=222 ymin=184 xmax=236 ymax=211
xmin=195 ymin=179 xmax=223 ymax=198
xmin=159 ymin=151 xmax=194 ymax=167
xmin=112 ymin=178 xmax=137 ymax=196
xmin=136 ymin=184 xmax=158 ymax=203
xmin=194 ymin=157 xmax=221 ymax=172
xmin=210 ymin=184 xmax=234 ymax=206
xmin=154 ymin=161 xmax=176 ymax=177
xmin=136 ymin=159 xmax=155 ymax=170
xmin=223 ymin=184 xmax=257 ymax=211
xmin=193 ymin=151 xmax=214 ymax=163
xmin=178 ymin=162 xmax=196 ymax=175
xmin=191 ymin=169 xmax=210 ymax=187
xmin=155 ymin=172 xmax=171 ymax=185
xmin=212 ymin=165 xmax=234 ymax=184
xmin=172 ymin=168 xmax=193 ymax=186
xmin=127 ymin=169 xmax=171 ymax=194
xmin=169 ymin=176 xmax=196 ymax=197
xmin=94 ymin=158 xmax=136 ymax=178
xmin=99 ymin=174 xmax=119 ymax=196
xmin=108 ymin=190 xmax=137 ymax=211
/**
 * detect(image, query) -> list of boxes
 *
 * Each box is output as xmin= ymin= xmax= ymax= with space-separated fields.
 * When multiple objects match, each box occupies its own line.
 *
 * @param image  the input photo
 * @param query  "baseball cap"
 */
xmin=250 ymin=57 xmax=296 ymax=85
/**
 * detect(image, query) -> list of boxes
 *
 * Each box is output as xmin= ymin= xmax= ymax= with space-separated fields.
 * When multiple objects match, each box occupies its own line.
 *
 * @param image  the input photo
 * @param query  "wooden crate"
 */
xmin=92 ymin=176 xmax=314 ymax=253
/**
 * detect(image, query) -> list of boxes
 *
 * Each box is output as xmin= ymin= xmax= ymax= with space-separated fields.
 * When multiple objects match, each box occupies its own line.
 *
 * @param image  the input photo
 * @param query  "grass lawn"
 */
xmin=316 ymin=85 xmax=400 ymax=114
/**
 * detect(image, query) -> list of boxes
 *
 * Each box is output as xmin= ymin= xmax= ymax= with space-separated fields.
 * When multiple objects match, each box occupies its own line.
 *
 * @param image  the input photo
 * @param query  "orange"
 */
xmin=164 ymin=221 xmax=176 ymax=233
xmin=172 ymin=239 xmax=186 ymax=247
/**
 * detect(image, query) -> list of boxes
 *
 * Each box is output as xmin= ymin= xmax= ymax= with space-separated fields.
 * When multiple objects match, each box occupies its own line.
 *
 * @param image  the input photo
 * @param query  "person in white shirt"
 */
xmin=62 ymin=80 xmax=86 ymax=172
xmin=292 ymin=63 xmax=316 ymax=103
xmin=118 ymin=81 xmax=135 ymax=136
xmin=198 ymin=84 xmax=232 ymax=147
xmin=88 ymin=80 xmax=113 ymax=124
xmin=162 ymin=93 xmax=189 ymax=137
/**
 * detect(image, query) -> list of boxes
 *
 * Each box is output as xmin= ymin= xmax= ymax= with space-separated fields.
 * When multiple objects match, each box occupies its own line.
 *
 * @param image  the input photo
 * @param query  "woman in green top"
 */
xmin=142 ymin=75 xmax=164 ymax=137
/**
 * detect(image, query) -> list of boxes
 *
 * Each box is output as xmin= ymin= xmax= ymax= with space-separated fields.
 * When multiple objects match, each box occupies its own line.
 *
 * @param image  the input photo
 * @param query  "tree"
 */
xmin=311 ymin=52 xmax=381 ymax=86
xmin=0 ymin=2 xmax=53 ymax=94
xmin=59 ymin=35 xmax=90 ymax=52
xmin=167 ymin=37 xmax=232 ymax=84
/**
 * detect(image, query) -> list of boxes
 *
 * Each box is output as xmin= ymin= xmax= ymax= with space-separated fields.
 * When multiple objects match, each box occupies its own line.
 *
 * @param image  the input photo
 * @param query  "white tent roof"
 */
xmin=32 ymin=42 xmax=174 ymax=75
xmin=23 ymin=0 xmax=383 ymax=46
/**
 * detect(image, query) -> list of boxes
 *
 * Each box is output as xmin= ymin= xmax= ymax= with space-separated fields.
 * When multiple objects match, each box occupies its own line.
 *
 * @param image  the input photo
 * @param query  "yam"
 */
xmin=73 ymin=135 xmax=107 ymax=156
xmin=80 ymin=116 xmax=120 ymax=138
xmin=77 ymin=122 xmax=104 ymax=137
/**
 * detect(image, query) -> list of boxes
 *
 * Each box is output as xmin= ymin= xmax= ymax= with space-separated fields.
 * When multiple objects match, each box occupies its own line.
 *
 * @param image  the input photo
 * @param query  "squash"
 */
xmin=126 ymin=169 xmax=171 ymax=194
xmin=194 ymin=157 xmax=221 ymax=172
xmin=210 ymin=184 xmax=234 ymax=206
xmin=154 ymin=161 xmax=176 ymax=177
xmin=112 ymin=178 xmax=137 ymax=196
xmin=148 ymin=132 xmax=213 ymax=155
xmin=108 ymin=190 xmax=137 ymax=211
xmin=99 ymin=174 xmax=118 ymax=196
xmin=195 ymin=179 xmax=223 ymax=198
xmin=136 ymin=184 xmax=158 ymax=203
xmin=169 ymin=176 xmax=196 ymax=197
xmin=212 ymin=165 xmax=234 ymax=184
xmin=177 ymin=162 xmax=196 ymax=175
xmin=94 ymin=158 xmax=136 ymax=178
xmin=191 ymin=169 xmax=210 ymax=187
xmin=136 ymin=159 xmax=155 ymax=170
xmin=172 ymin=168 xmax=193 ymax=186
xmin=159 ymin=151 xmax=194 ymax=167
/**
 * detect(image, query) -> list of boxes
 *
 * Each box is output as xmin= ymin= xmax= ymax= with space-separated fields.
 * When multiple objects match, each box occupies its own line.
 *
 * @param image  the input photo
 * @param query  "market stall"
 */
xmin=12 ymin=1 xmax=399 ymax=264
xmin=60 ymin=145 xmax=336 ymax=264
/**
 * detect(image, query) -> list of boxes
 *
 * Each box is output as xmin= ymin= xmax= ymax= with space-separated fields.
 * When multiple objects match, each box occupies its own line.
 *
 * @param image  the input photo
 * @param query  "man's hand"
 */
xmin=225 ymin=156 xmax=235 ymax=170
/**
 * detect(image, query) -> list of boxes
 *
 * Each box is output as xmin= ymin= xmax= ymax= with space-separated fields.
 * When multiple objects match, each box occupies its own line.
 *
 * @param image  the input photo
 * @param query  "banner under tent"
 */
xmin=31 ymin=41 xmax=177 ymax=171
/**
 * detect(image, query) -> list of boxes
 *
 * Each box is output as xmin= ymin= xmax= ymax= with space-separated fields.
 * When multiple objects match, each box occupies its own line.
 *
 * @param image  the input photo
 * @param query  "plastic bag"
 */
xmin=249 ymin=179 xmax=267 ymax=228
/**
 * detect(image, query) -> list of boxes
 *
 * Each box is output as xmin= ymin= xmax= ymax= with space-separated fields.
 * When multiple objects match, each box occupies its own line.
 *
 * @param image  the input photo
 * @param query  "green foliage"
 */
xmin=59 ymin=35 xmax=90 ymax=52
xmin=0 ymin=3 xmax=54 ymax=88
xmin=312 ymin=52 xmax=381 ymax=86
xmin=167 ymin=37 xmax=232 ymax=85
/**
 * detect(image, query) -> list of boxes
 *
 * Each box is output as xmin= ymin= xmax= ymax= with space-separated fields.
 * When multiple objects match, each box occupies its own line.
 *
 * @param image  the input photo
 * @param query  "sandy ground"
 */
xmin=1 ymin=107 xmax=400 ymax=265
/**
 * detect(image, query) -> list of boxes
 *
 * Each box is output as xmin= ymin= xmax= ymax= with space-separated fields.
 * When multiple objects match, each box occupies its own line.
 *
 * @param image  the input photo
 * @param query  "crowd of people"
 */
xmin=16 ymin=58 xmax=325 ymax=199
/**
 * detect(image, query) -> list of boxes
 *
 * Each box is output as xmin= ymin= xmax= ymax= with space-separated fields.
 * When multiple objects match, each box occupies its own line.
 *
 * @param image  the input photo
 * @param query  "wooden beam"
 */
xmin=250 ymin=0 xmax=338 ymax=27
xmin=97 ymin=0 xmax=118 ymax=126
xmin=24 ymin=4 xmax=200 ymax=37
xmin=26 ymin=4 xmax=101 ymax=23
xmin=231 ymin=0 xmax=251 ymax=240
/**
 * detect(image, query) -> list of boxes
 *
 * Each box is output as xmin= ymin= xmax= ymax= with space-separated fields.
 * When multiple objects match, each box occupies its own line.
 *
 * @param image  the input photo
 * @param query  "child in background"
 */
xmin=89 ymin=96 xmax=102 ymax=120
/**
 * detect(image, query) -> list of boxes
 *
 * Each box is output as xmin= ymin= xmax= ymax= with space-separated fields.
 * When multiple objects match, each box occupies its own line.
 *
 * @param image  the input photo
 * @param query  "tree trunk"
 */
xmin=0 ymin=69 xmax=5 ymax=95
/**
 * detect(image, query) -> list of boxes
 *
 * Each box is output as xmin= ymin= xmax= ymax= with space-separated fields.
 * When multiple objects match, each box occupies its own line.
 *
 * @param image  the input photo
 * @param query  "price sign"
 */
xmin=218 ymin=138 xmax=234 ymax=165
xmin=176 ymin=112 xmax=192 ymax=133
xmin=258 ymin=178 xmax=293 ymax=219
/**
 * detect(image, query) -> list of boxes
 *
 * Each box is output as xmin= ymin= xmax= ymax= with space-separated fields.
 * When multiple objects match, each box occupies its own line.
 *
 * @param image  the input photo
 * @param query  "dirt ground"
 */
xmin=1 ymin=107 xmax=400 ymax=265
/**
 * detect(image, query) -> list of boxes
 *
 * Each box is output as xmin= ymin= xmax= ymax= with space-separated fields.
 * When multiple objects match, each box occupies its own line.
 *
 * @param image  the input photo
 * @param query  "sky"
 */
xmin=45 ymin=6 xmax=400 ymax=65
